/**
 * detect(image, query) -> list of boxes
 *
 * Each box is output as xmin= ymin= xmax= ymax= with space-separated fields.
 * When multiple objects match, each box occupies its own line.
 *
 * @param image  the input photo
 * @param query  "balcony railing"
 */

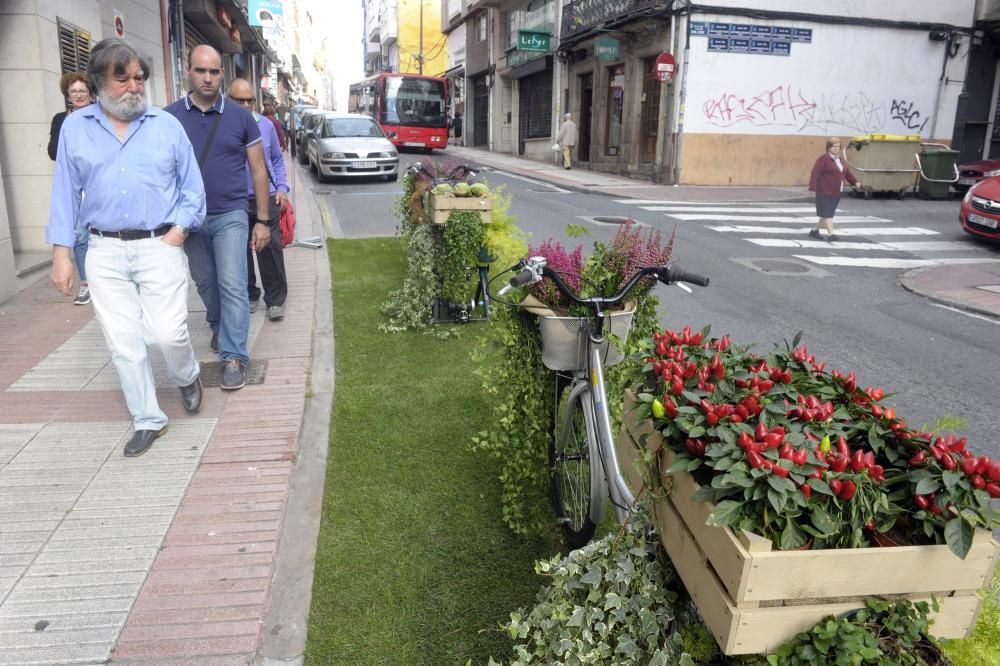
xmin=561 ymin=0 xmax=662 ymax=41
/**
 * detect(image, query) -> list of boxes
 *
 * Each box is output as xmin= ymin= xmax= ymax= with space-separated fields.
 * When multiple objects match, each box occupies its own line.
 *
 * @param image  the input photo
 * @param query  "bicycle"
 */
xmin=498 ymin=256 xmax=709 ymax=547
xmin=406 ymin=161 xmax=494 ymax=323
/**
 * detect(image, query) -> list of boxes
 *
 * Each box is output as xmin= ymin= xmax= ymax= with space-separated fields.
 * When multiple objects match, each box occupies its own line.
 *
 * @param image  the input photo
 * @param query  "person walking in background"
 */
xmin=229 ymin=79 xmax=289 ymax=321
xmin=47 ymin=38 xmax=205 ymax=457
xmin=165 ymin=45 xmax=271 ymax=392
xmin=48 ymin=71 xmax=95 ymax=305
xmin=808 ymin=137 xmax=860 ymax=242
xmin=451 ymin=111 xmax=463 ymax=146
xmin=262 ymin=102 xmax=286 ymax=151
xmin=557 ymin=113 xmax=578 ymax=170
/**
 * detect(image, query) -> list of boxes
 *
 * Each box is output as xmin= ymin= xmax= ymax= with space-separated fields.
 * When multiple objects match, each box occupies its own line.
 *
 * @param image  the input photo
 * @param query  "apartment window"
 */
xmin=606 ymin=64 xmax=625 ymax=156
xmin=57 ymin=18 xmax=91 ymax=74
xmin=476 ymin=13 xmax=487 ymax=43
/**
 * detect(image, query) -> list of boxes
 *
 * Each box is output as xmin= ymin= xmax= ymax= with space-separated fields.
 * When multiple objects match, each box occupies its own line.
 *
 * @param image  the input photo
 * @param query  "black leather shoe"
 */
xmin=210 ymin=332 xmax=218 ymax=352
xmin=124 ymin=426 xmax=167 ymax=457
xmin=221 ymin=359 xmax=246 ymax=391
xmin=180 ymin=377 xmax=202 ymax=414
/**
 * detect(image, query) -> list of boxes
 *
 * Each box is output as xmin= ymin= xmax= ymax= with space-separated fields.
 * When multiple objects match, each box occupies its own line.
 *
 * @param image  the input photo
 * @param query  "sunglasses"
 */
xmin=230 ymin=96 xmax=255 ymax=105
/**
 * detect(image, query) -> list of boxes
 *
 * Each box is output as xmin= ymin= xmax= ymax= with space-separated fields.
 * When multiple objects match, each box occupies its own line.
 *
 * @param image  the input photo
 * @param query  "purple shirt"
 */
xmin=248 ymin=112 xmax=288 ymax=197
xmin=164 ymin=94 xmax=261 ymax=215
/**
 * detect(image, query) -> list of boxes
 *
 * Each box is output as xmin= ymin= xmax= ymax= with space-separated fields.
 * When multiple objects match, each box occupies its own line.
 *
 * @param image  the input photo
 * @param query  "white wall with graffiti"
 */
xmin=700 ymin=0 xmax=974 ymax=26
xmin=685 ymin=19 xmax=962 ymax=139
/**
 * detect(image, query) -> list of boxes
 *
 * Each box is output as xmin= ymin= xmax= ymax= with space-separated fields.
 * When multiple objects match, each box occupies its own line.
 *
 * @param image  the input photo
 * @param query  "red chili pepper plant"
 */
xmin=634 ymin=328 xmax=998 ymax=558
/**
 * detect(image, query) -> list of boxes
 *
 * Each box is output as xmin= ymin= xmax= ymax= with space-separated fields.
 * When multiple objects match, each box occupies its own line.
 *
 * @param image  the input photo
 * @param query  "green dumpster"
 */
xmin=917 ymin=147 xmax=959 ymax=200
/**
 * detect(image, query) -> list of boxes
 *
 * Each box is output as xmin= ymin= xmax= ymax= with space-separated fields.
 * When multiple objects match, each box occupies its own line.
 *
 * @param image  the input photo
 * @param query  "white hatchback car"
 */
xmin=306 ymin=113 xmax=399 ymax=182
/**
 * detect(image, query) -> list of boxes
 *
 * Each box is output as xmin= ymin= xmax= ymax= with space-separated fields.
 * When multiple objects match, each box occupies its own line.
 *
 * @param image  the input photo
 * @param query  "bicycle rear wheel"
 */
xmin=549 ymin=376 xmax=603 ymax=548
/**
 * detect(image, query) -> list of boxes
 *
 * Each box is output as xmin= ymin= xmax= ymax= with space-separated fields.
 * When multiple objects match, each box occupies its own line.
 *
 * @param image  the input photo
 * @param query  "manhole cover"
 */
xmin=526 ymin=188 xmax=562 ymax=193
xmin=731 ymin=257 xmax=831 ymax=278
xmin=199 ymin=359 xmax=269 ymax=388
xmin=755 ymin=260 xmax=811 ymax=274
xmin=592 ymin=216 xmax=630 ymax=225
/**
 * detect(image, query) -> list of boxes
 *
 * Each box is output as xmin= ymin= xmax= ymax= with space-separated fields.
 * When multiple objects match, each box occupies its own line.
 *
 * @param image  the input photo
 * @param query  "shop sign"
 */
xmin=517 ymin=30 xmax=551 ymax=53
xmin=595 ymin=37 xmax=620 ymax=60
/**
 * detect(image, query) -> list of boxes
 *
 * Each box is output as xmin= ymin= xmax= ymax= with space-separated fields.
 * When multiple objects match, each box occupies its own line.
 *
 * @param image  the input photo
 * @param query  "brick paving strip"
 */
xmin=0 ymin=200 xmax=322 ymax=664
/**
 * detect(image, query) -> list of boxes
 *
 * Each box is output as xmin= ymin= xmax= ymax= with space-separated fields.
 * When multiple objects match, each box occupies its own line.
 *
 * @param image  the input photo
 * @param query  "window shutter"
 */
xmin=56 ymin=18 xmax=91 ymax=74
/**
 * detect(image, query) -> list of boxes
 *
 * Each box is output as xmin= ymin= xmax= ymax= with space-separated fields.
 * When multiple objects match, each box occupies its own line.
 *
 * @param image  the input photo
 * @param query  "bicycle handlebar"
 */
xmin=498 ymin=256 xmax=709 ymax=306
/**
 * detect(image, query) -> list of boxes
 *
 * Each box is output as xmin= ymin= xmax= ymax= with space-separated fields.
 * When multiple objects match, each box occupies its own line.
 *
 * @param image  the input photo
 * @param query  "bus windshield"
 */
xmin=382 ymin=77 xmax=446 ymax=127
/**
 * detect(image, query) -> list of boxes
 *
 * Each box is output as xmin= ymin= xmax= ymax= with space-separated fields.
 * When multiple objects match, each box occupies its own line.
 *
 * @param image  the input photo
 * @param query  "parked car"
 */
xmin=953 ymin=157 xmax=1000 ymax=193
xmin=296 ymin=109 xmax=327 ymax=165
xmin=307 ymin=113 xmax=399 ymax=183
xmin=959 ymin=178 xmax=1000 ymax=241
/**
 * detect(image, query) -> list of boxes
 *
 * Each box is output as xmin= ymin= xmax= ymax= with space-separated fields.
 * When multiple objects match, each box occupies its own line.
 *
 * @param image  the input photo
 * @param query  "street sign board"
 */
xmin=655 ymin=52 xmax=676 ymax=83
xmin=595 ymin=37 xmax=621 ymax=60
xmin=517 ymin=30 xmax=551 ymax=52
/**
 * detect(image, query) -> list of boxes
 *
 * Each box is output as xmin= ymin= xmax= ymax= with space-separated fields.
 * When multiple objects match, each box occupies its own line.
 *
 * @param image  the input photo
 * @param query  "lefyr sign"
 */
xmin=518 ymin=30 xmax=551 ymax=53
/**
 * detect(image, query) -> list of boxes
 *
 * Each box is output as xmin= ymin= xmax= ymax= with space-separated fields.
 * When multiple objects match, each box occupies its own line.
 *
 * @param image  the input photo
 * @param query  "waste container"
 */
xmin=845 ymin=134 xmax=920 ymax=199
xmin=917 ymin=145 xmax=959 ymax=200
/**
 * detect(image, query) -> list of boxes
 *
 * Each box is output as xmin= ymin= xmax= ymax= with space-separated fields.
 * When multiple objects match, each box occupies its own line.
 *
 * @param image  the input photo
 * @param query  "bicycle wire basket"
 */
xmin=538 ymin=310 xmax=636 ymax=371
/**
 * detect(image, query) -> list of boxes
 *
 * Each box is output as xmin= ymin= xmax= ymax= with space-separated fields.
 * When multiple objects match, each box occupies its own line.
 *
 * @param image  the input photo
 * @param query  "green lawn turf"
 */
xmin=305 ymin=238 xmax=559 ymax=665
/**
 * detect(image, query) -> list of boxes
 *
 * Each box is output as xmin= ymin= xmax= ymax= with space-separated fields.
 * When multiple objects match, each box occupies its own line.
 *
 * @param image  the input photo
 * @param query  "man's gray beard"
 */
xmin=98 ymin=89 xmax=146 ymax=120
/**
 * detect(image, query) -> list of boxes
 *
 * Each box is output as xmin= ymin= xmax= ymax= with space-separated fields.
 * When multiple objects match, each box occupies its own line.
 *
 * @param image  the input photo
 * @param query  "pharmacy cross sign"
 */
xmin=518 ymin=30 xmax=551 ymax=53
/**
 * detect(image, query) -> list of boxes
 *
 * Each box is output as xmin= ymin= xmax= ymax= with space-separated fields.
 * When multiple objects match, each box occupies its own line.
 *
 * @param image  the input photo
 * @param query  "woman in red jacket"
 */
xmin=808 ymin=137 xmax=860 ymax=241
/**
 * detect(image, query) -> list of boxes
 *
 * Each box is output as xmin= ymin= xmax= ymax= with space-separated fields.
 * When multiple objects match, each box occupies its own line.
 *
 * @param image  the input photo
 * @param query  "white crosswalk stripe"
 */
xmin=614 ymin=199 xmax=996 ymax=270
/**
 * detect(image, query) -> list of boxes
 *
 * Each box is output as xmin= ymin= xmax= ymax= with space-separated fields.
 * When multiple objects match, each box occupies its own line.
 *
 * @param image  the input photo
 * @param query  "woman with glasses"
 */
xmin=48 ymin=72 xmax=95 ymax=305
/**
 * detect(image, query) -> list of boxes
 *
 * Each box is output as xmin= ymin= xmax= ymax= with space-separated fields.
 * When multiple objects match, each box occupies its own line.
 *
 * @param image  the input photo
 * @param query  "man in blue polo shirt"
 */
xmin=47 ymin=38 xmax=206 ymax=457
xmin=165 ymin=45 xmax=270 ymax=391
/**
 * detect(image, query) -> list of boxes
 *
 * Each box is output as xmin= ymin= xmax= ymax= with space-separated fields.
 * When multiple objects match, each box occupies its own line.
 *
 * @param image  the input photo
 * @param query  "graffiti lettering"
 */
xmin=890 ymin=99 xmax=929 ymax=133
xmin=702 ymin=85 xmax=817 ymax=127
xmin=799 ymin=92 xmax=886 ymax=134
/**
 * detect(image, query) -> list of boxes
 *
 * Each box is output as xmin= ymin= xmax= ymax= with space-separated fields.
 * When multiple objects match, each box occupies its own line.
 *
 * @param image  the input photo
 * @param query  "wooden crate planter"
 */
xmin=617 ymin=389 xmax=1000 ymax=655
xmin=427 ymin=193 xmax=492 ymax=225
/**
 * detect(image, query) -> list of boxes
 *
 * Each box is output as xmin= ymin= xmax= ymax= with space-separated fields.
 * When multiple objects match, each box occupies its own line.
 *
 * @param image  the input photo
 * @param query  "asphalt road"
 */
xmin=318 ymin=152 xmax=1000 ymax=461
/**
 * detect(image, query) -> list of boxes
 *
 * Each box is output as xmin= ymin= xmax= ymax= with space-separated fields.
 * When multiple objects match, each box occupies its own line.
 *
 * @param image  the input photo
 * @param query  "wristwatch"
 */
xmin=172 ymin=225 xmax=189 ymax=238
xmin=255 ymin=217 xmax=270 ymax=226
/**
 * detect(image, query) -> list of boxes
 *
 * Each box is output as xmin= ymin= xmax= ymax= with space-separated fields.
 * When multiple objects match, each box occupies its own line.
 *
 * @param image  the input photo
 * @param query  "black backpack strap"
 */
xmin=198 ymin=112 xmax=224 ymax=167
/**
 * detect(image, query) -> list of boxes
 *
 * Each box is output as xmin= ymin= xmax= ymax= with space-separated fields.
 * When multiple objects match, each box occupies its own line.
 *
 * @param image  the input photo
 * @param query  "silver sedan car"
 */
xmin=306 ymin=113 xmax=399 ymax=182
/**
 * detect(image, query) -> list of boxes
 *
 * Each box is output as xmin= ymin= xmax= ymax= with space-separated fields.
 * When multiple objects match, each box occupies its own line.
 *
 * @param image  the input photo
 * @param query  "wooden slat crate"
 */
xmin=427 ymin=193 xmax=492 ymax=225
xmin=618 ymin=389 xmax=1000 ymax=655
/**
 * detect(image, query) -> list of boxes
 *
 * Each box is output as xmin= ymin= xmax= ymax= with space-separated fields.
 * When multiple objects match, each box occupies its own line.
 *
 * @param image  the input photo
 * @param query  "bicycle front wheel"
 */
xmin=549 ymin=377 xmax=604 ymax=548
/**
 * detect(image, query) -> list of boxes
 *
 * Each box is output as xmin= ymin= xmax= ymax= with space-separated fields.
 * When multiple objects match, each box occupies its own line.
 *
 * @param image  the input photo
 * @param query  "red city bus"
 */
xmin=348 ymin=73 xmax=449 ymax=152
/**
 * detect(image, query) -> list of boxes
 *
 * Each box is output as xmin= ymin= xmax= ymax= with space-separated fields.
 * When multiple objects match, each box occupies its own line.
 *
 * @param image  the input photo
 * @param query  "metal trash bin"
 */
xmin=917 ymin=144 xmax=959 ymax=200
xmin=845 ymin=134 xmax=920 ymax=199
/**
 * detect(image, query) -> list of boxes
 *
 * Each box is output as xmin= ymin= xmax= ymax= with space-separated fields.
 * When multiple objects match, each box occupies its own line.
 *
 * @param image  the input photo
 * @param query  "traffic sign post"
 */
xmin=655 ymin=52 xmax=676 ymax=83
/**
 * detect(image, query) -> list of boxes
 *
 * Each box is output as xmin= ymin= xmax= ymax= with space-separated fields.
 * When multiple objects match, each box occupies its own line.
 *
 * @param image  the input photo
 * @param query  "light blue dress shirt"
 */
xmin=247 ymin=112 xmax=289 ymax=197
xmin=46 ymin=103 xmax=206 ymax=248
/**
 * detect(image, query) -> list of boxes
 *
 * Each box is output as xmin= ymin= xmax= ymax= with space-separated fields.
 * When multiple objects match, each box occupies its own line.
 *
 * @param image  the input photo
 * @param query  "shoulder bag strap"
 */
xmin=198 ymin=111 xmax=224 ymax=167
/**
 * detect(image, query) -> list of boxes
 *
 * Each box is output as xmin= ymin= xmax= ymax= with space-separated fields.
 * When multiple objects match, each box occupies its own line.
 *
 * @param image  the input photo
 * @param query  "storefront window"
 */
xmin=606 ymin=64 xmax=625 ymax=156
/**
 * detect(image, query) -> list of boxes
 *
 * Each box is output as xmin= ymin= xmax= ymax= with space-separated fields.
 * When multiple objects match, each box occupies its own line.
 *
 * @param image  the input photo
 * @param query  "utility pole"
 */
xmin=418 ymin=0 xmax=424 ymax=74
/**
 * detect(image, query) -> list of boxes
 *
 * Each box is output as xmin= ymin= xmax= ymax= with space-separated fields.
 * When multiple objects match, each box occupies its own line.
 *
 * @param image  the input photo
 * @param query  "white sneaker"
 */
xmin=74 ymin=285 xmax=91 ymax=305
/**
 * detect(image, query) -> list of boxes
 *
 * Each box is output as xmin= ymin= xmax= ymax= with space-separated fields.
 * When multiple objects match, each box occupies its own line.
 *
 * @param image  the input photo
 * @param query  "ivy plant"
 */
xmin=489 ymin=502 xmax=696 ymax=666
xmin=380 ymin=224 xmax=442 ymax=332
xmin=440 ymin=210 xmax=485 ymax=305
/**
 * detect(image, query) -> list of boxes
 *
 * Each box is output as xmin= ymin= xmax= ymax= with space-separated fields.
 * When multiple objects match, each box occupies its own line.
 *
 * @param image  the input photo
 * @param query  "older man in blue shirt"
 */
xmin=228 ymin=78 xmax=289 ymax=320
xmin=47 ymin=38 xmax=206 ymax=457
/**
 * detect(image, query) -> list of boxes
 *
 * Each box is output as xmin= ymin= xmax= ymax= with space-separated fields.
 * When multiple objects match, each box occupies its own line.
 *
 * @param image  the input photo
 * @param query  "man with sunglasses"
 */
xmin=228 ymin=79 xmax=289 ymax=322
xmin=165 ymin=45 xmax=270 ymax=391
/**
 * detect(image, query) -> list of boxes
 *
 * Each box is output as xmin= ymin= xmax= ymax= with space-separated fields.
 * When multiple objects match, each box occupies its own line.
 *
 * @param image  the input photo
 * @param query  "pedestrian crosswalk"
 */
xmin=614 ymin=200 xmax=1000 ymax=270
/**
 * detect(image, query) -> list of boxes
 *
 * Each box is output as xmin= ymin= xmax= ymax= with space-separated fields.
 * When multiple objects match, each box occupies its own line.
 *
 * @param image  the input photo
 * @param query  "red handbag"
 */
xmin=279 ymin=200 xmax=296 ymax=248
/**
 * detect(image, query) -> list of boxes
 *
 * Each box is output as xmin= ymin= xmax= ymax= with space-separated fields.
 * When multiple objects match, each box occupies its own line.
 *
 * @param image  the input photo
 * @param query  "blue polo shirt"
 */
xmin=164 ymin=94 xmax=261 ymax=216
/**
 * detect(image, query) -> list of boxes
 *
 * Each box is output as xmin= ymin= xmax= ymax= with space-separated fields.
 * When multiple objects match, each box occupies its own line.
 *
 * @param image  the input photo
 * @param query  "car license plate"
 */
xmin=958 ymin=177 xmax=976 ymax=186
xmin=352 ymin=161 xmax=376 ymax=169
xmin=404 ymin=142 xmax=424 ymax=147
xmin=969 ymin=213 xmax=999 ymax=229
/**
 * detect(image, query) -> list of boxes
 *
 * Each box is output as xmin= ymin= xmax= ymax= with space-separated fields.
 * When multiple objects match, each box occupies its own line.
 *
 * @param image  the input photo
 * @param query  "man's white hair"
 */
xmin=564 ymin=113 xmax=571 ymax=119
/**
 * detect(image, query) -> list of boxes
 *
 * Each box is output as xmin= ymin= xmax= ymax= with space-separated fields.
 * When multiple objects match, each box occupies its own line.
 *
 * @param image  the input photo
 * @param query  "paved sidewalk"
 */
xmin=0 ymin=159 xmax=331 ymax=665
xmin=444 ymin=145 xmax=1000 ymax=319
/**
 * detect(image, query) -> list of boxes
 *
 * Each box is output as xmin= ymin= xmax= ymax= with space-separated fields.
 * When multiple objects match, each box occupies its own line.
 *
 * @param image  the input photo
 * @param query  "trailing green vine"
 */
xmin=440 ymin=211 xmax=484 ymax=304
xmin=380 ymin=224 xmax=441 ymax=332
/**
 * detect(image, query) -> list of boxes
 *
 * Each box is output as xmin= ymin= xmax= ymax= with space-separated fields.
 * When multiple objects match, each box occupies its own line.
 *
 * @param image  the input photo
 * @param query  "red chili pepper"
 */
xmin=772 ymin=464 xmax=790 ymax=478
xmin=836 ymin=436 xmax=850 ymax=458
xmin=941 ymin=454 xmax=957 ymax=471
xmin=989 ymin=461 xmax=1000 ymax=482
xmin=870 ymin=465 xmax=884 ymax=482
xmin=686 ymin=438 xmax=706 ymax=457
xmin=761 ymin=459 xmax=773 ymax=471
xmin=763 ymin=432 xmax=783 ymax=449
xmin=738 ymin=432 xmax=754 ymax=450
xmin=663 ymin=397 xmax=678 ymax=418
xmin=706 ymin=412 xmax=719 ymax=426
xmin=792 ymin=449 xmax=808 ymax=466
xmin=871 ymin=404 xmax=883 ymax=418
xmin=747 ymin=451 xmax=765 ymax=468
xmin=830 ymin=456 xmax=849 ymax=473
xmin=800 ymin=484 xmax=812 ymax=499
xmin=850 ymin=450 xmax=866 ymax=472
xmin=987 ymin=483 xmax=1000 ymax=499
xmin=755 ymin=422 xmax=768 ymax=441
xmin=779 ymin=444 xmax=794 ymax=461
xmin=671 ymin=375 xmax=684 ymax=396
xmin=839 ymin=480 xmax=857 ymax=500
xmin=730 ymin=414 xmax=743 ymax=424
xmin=972 ymin=475 xmax=986 ymax=490
xmin=961 ymin=457 xmax=978 ymax=476
xmin=830 ymin=479 xmax=843 ymax=496
xmin=914 ymin=494 xmax=930 ymax=510
xmin=909 ymin=451 xmax=926 ymax=467
xmin=975 ymin=456 xmax=991 ymax=475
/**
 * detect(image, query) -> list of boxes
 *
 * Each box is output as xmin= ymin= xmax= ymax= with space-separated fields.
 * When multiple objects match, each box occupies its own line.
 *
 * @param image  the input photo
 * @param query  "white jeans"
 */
xmin=86 ymin=234 xmax=200 ymax=430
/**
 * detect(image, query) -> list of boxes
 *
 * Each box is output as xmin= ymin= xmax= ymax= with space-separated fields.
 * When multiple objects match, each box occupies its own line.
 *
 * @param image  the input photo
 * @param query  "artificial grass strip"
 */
xmin=305 ymin=238 xmax=558 ymax=665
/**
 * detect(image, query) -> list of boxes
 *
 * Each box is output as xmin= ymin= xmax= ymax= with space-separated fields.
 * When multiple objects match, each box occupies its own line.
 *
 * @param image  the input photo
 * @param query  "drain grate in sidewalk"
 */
xmin=199 ymin=359 xmax=268 ymax=387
